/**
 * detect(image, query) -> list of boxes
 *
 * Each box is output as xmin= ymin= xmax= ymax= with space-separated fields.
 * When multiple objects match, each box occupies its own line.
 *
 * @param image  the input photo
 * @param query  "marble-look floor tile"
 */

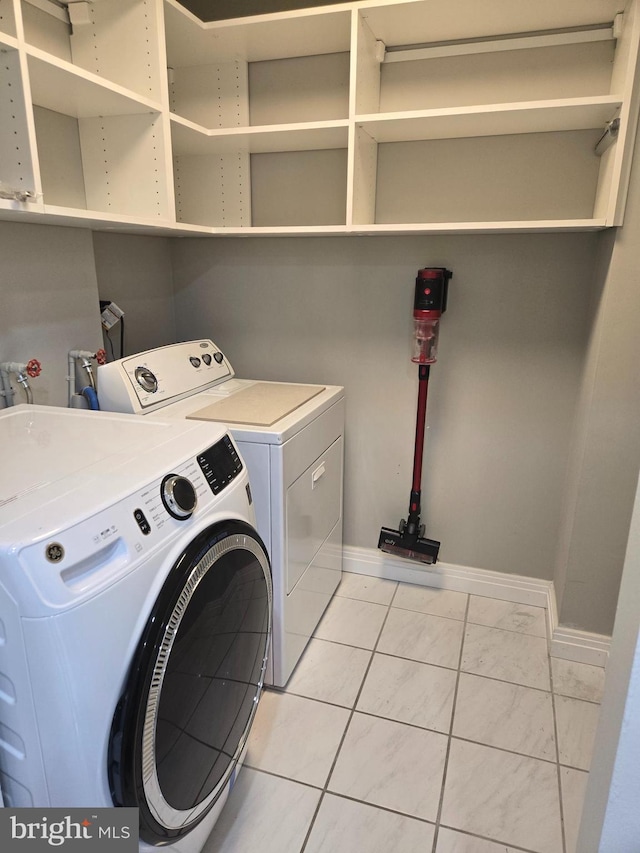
xmin=453 ymin=672 xmax=556 ymax=760
xmin=468 ymin=596 xmax=547 ymax=638
xmin=202 ymin=768 xmax=320 ymax=853
xmin=328 ymin=712 xmax=448 ymax=821
xmin=555 ymin=695 xmax=600 ymax=771
xmin=286 ymin=638 xmax=371 ymax=707
xmin=441 ymin=739 xmax=563 ymax=853
xmin=461 ymin=623 xmax=550 ymax=690
xmin=305 ymin=794 xmax=435 ymax=853
xmin=551 ymin=657 xmax=606 ymax=703
xmin=314 ymin=595 xmax=388 ymax=649
xmin=436 ymin=826 xmax=522 ymax=852
xmin=357 ymin=653 xmax=456 ymax=733
xmin=377 ymin=607 xmax=464 ymax=669
xmin=392 ymin=584 xmax=468 ymax=621
xmin=246 ymin=691 xmax=350 ymax=786
xmin=560 ymin=767 xmax=589 ymax=853
xmin=336 ymin=572 xmax=398 ymax=605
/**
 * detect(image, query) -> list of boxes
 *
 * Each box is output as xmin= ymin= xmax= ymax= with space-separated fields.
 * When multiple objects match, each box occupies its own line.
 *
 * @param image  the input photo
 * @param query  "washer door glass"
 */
xmin=109 ymin=520 xmax=271 ymax=846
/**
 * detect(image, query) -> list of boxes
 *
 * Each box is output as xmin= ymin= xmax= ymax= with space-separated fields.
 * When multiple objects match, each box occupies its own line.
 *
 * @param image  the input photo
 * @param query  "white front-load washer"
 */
xmin=98 ymin=340 xmax=344 ymax=687
xmin=0 ymin=405 xmax=271 ymax=851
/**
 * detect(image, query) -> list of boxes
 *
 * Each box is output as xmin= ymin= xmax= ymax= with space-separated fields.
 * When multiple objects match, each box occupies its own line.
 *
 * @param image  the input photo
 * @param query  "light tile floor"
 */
xmin=203 ymin=573 xmax=605 ymax=853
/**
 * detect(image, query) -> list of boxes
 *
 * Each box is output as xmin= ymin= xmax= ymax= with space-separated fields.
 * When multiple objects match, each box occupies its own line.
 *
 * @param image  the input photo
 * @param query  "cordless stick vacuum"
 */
xmin=378 ymin=267 xmax=452 ymax=565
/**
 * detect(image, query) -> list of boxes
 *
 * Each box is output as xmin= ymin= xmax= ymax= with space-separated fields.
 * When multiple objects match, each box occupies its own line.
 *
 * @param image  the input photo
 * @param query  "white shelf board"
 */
xmin=356 ymin=97 xmax=623 ymax=143
xmin=40 ymin=204 xmax=178 ymax=234
xmin=170 ymin=115 xmax=349 ymax=155
xmin=0 ymin=197 xmax=43 ymax=215
xmin=179 ymin=219 xmax=608 ymax=235
xmin=347 ymin=219 xmax=609 ymax=234
xmin=208 ymin=224 xmax=350 ymax=235
xmin=26 ymin=48 xmax=163 ymax=118
xmin=0 ymin=33 xmax=18 ymax=49
xmin=164 ymin=0 xmax=351 ymax=65
xmin=0 ymin=201 xmax=609 ymax=235
xmin=357 ymin=0 xmax=626 ymax=48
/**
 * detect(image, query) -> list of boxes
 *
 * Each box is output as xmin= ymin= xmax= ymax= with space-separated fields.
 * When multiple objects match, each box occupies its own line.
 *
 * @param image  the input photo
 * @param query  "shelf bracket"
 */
xmin=0 ymin=183 xmax=36 ymax=202
xmin=67 ymin=1 xmax=93 ymax=27
xmin=595 ymin=117 xmax=621 ymax=157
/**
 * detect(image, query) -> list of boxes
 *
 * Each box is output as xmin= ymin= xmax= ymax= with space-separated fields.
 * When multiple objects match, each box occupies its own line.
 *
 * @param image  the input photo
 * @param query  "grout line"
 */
xmin=243 ymin=766 xmax=544 ymax=853
xmin=304 ymin=788 xmax=438 ymax=827
xmin=297 ymin=590 xmax=395 ymax=852
xmin=256 ymin=581 xmax=578 ymax=852
xmin=430 ymin=592 xmax=471 ymax=853
xmin=549 ymin=621 xmax=569 ymax=853
xmin=242 ymin=764 xmax=325 ymax=793
xmin=437 ymin=823 xmax=543 ymax=853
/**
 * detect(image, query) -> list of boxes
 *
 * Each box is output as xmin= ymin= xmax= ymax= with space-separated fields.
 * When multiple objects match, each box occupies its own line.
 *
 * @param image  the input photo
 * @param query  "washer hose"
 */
xmin=81 ymin=386 xmax=100 ymax=410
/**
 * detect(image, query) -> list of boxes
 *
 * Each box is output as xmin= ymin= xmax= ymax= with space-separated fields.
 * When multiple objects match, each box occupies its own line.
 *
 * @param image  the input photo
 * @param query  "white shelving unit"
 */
xmin=1 ymin=0 xmax=173 ymax=225
xmin=1 ymin=0 xmax=639 ymax=235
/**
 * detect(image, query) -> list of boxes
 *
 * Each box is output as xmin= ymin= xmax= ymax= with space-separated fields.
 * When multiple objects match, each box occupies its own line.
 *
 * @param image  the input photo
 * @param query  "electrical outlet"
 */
xmin=100 ymin=301 xmax=124 ymax=331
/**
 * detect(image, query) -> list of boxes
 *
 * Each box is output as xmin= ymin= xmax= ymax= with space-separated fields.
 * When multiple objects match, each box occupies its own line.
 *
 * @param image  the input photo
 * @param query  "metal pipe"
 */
xmin=0 ymin=368 xmax=14 ymax=407
xmin=15 ymin=372 xmax=33 ymax=405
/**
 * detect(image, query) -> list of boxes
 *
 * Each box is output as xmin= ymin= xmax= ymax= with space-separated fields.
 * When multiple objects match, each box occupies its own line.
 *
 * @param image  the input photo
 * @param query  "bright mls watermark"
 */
xmin=0 ymin=809 xmax=138 ymax=851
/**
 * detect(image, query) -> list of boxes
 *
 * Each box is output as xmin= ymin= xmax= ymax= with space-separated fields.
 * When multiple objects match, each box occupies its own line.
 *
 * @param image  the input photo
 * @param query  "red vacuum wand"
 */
xmin=378 ymin=267 xmax=452 ymax=565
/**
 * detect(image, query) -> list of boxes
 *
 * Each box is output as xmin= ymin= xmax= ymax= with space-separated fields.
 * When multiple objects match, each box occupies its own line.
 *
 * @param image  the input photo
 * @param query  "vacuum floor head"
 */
xmin=378 ymin=526 xmax=440 ymax=565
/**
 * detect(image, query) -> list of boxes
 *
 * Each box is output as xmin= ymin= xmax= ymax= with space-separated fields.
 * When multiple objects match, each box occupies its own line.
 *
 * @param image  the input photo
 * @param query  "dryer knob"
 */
xmin=161 ymin=475 xmax=198 ymax=520
xmin=135 ymin=366 xmax=158 ymax=394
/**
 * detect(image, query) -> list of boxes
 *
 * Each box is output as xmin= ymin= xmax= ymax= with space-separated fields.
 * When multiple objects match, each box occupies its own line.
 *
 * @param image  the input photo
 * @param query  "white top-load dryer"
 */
xmin=98 ymin=340 xmax=344 ymax=686
xmin=0 ymin=405 xmax=271 ymax=852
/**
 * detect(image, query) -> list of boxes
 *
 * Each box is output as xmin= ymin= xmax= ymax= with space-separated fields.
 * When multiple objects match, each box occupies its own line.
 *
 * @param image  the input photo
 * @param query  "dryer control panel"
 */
xmin=97 ymin=340 xmax=234 ymax=413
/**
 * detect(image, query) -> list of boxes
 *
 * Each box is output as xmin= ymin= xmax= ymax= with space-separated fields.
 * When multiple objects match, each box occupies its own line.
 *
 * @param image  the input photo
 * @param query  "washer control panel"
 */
xmin=197 ymin=435 xmax=243 ymax=495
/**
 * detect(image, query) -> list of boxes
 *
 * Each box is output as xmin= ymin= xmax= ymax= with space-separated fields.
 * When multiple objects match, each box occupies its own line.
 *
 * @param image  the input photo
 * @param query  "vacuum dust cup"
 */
xmin=412 ymin=317 xmax=440 ymax=364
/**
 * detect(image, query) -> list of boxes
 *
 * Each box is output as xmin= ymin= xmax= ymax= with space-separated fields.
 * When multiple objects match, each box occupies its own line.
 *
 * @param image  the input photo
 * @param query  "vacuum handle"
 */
xmin=411 ymin=363 xmax=430 ymax=497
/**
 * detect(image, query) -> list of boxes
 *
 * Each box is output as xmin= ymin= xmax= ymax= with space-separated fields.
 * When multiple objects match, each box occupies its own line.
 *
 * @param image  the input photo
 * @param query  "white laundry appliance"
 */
xmin=0 ymin=405 xmax=271 ymax=852
xmin=98 ymin=340 xmax=344 ymax=687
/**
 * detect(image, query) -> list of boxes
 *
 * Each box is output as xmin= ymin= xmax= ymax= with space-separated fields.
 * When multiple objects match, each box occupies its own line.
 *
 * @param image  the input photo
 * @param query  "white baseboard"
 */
xmin=343 ymin=545 xmax=552 ymax=607
xmin=549 ymin=626 xmax=611 ymax=667
xmin=343 ymin=545 xmax=610 ymax=667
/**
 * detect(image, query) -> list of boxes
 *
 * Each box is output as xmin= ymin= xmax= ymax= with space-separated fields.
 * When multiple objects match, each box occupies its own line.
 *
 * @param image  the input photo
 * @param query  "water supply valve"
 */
xmin=26 ymin=358 xmax=42 ymax=378
xmin=68 ymin=349 xmax=108 ymax=409
xmin=0 ymin=359 xmax=42 ymax=405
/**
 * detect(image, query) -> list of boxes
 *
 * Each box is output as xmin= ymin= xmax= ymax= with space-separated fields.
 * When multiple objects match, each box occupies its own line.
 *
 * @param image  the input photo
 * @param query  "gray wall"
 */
xmin=553 ymin=128 xmax=640 ymax=635
xmin=2 ymin=198 xmax=638 ymax=637
xmin=0 ymin=221 xmax=103 ymax=408
xmin=577 ymin=471 xmax=640 ymax=850
xmin=171 ymin=233 xmax=599 ymax=582
xmin=92 ymin=233 xmax=176 ymax=357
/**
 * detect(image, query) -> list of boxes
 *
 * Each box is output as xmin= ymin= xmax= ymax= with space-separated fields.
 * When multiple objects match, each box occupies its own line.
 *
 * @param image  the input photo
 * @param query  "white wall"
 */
xmin=171 ymin=232 xmax=599 ymax=582
xmin=0 ymin=221 xmax=103 ymax=408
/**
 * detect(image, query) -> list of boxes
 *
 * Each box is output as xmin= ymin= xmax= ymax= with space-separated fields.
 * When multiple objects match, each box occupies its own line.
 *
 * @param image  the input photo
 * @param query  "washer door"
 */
xmin=109 ymin=519 xmax=271 ymax=846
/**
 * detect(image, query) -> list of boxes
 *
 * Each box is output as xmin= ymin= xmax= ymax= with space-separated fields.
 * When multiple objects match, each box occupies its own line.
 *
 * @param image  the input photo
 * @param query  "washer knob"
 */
xmin=161 ymin=475 xmax=198 ymax=520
